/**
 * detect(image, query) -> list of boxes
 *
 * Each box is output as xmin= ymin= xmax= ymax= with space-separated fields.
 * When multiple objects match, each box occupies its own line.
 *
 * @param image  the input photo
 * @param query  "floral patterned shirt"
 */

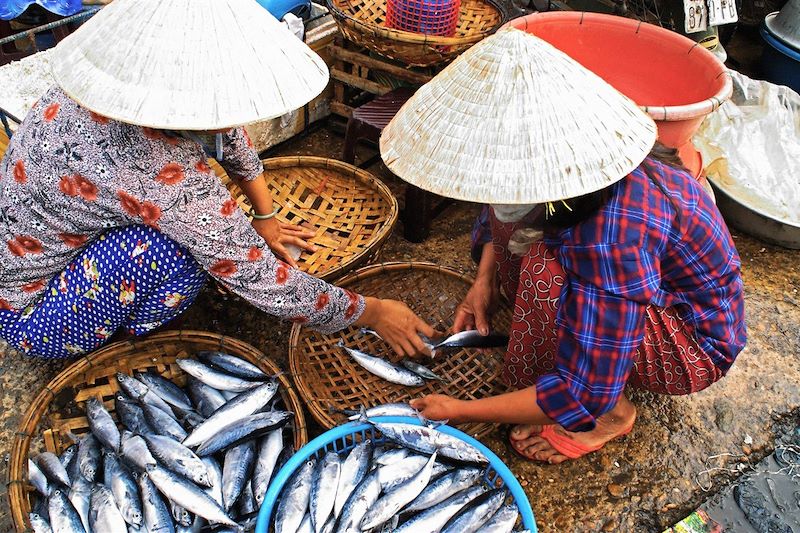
xmin=0 ymin=86 xmax=365 ymax=333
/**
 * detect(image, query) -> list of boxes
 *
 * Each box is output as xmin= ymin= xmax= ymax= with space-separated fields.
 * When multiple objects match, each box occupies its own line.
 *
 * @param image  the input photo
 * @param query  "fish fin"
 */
xmin=270 ymin=370 xmax=289 ymax=380
xmin=336 ymin=339 xmax=346 ymax=348
xmin=427 ymin=418 xmax=450 ymax=429
xmin=64 ymin=431 xmax=81 ymax=444
xmin=357 ymin=405 xmax=369 ymax=424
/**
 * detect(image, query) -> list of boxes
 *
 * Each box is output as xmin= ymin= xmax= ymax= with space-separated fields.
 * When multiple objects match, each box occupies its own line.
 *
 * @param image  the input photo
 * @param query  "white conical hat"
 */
xmin=50 ymin=0 xmax=329 ymax=130
xmin=380 ymin=28 xmax=657 ymax=204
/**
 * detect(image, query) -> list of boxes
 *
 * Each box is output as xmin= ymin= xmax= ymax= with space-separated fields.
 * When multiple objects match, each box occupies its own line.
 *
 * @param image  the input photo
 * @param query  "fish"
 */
xmin=48 ymin=488 xmax=87 ymax=533
xmin=221 ymin=440 xmax=257 ymax=511
xmin=176 ymin=514 xmax=205 ymax=533
xmin=86 ymin=397 xmax=121 ymax=452
xmin=115 ymin=394 xmax=155 ymax=435
xmin=187 ymin=378 xmax=227 ymax=418
xmin=237 ymin=481 xmax=257 ymax=516
xmin=201 ymin=457 xmax=224 ymax=507
xmin=440 ymin=488 xmax=507 ymax=533
xmin=194 ymin=411 xmax=293 ymax=456
xmin=196 ymin=351 xmax=267 ymax=380
xmin=119 ymin=431 xmax=157 ymax=470
xmin=116 ymin=372 xmax=173 ymax=415
xmin=170 ymin=404 xmax=205 ymax=429
xmin=334 ymin=439 xmax=373 ymax=518
xmin=403 ymin=467 xmax=483 ymax=512
xmin=89 ymin=484 xmax=127 ymax=532
xmin=28 ymin=458 xmax=49 ymax=496
xmin=394 ymin=485 xmax=489 ymax=533
xmin=135 ymin=371 xmax=194 ymax=412
xmin=29 ymin=512 xmax=52 ymax=533
xmin=320 ymin=515 xmax=336 ymax=533
xmin=333 ymin=469 xmax=381 ymax=533
xmin=370 ymin=421 xmax=488 ymax=464
xmin=220 ymin=390 xmax=239 ymax=401
xmin=297 ymin=513 xmax=313 ymax=533
xmin=252 ymin=430 xmax=285 ymax=508
xmin=182 ymin=381 xmax=279 ymax=448
xmin=475 ymin=503 xmax=519 ymax=533
xmin=142 ymin=433 xmax=210 ymax=487
xmin=175 ymin=358 xmax=264 ymax=392
xmin=310 ymin=451 xmax=341 ymax=532
xmin=76 ymin=434 xmax=102 ymax=483
xmin=361 ymin=451 xmax=439 ymax=530
xmin=401 ymin=360 xmax=445 ymax=381
xmin=138 ymin=471 xmax=176 ymax=533
xmin=375 ymin=454 xmax=435 ymax=490
xmin=337 ymin=342 xmax=425 ymax=386
xmin=345 ymin=402 xmax=419 ymax=421
xmin=141 ymin=402 xmax=188 ymax=441
xmin=35 ymin=452 xmax=71 ymax=488
xmin=170 ymin=500 xmax=193 ymax=527
xmin=373 ymin=447 xmax=411 ymax=468
xmin=430 ymin=330 xmax=510 ymax=351
xmin=67 ymin=475 xmax=92 ymax=532
xmin=58 ymin=445 xmax=78 ymax=478
xmin=274 ymin=458 xmax=316 ymax=533
xmin=104 ymin=452 xmax=143 ymax=528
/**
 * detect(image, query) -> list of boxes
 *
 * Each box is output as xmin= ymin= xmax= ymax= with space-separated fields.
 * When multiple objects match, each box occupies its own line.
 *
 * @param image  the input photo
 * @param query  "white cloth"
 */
xmin=491 ymin=204 xmax=535 ymax=223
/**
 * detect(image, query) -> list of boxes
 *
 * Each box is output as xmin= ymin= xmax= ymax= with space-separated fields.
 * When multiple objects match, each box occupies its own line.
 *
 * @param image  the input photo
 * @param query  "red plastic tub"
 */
xmin=505 ymin=12 xmax=732 ymax=177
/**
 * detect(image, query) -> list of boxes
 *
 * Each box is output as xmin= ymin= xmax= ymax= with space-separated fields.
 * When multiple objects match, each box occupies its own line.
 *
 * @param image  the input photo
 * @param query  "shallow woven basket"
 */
xmin=7 ymin=330 xmax=307 ymax=533
xmin=289 ymin=262 xmax=512 ymax=439
xmin=326 ymin=0 xmax=507 ymax=67
xmin=215 ymin=156 xmax=398 ymax=281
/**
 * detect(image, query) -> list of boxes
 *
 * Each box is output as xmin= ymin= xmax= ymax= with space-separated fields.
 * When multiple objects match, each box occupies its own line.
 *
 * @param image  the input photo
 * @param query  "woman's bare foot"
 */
xmin=509 ymin=396 xmax=637 ymax=463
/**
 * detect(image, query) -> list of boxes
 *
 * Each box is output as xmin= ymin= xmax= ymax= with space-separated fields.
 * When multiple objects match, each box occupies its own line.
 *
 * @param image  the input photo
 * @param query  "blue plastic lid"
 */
xmin=255 ymin=0 xmax=311 ymax=20
xmin=0 ymin=0 xmax=82 ymax=21
xmin=761 ymin=24 xmax=800 ymax=61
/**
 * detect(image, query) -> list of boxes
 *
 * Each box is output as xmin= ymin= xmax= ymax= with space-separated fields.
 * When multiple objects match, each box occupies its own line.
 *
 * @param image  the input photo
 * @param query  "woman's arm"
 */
xmin=410 ymin=388 xmax=556 ymax=425
xmin=453 ymin=241 xmax=500 ymax=334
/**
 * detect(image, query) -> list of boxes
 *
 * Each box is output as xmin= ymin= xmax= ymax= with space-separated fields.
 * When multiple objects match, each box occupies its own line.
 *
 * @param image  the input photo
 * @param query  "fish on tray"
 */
xmin=361 ymin=327 xmax=510 ymax=353
xmin=337 ymin=341 xmax=425 ymax=386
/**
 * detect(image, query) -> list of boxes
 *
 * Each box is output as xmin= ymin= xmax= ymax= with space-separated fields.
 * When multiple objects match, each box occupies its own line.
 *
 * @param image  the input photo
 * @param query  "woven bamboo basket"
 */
xmin=289 ymin=262 xmax=512 ymax=439
xmin=7 ymin=330 xmax=307 ymax=533
xmin=214 ymin=156 xmax=398 ymax=282
xmin=326 ymin=0 xmax=508 ymax=67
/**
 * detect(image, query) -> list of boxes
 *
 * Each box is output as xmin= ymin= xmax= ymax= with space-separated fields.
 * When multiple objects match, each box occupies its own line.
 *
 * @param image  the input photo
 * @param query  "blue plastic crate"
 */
xmin=255 ymin=415 xmax=537 ymax=532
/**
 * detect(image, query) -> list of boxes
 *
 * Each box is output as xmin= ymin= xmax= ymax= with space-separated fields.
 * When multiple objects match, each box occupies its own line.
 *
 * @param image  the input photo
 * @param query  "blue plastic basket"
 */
xmin=255 ymin=416 xmax=537 ymax=532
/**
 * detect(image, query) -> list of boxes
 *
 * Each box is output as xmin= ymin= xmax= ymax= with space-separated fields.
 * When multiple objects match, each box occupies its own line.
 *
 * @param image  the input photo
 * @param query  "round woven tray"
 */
xmin=214 ymin=156 xmax=398 ymax=281
xmin=289 ymin=262 xmax=512 ymax=439
xmin=7 ymin=330 xmax=307 ymax=533
xmin=327 ymin=0 xmax=508 ymax=67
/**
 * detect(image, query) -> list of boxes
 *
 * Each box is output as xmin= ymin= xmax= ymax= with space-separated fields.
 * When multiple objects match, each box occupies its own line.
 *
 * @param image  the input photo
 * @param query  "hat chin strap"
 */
xmin=491 ymin=204 xmax=535 ymax=223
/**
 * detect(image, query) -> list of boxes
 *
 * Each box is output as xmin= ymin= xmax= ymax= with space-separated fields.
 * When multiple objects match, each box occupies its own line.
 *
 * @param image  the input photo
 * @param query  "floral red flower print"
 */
xmin=74 ymin=174 xmax=98 ymax=201
xmin=13 ymin=160 xmax=26 ymax=184
xmin=344 ymin=290 xmax=359 ymax=319
xmin=0 ymin=299 xmax=12 ymax=311
xmin=220 ymin=199 xmax=237 ymax=216
xmin=210 ymin=260 xmax=237 ymax=277
xmin=290 ymin=316 xmax=308 ymax=324
xmin=196 ymin=160 xmax=212 ymax=174
xmin=7 ymin=239 xmax=24 ymax=257
xmin=43 ymin=103 xmax=60 ymax=121
xmin=16 ymin=236 xmax=43 ymax=254
xmin=118 ymin=190 xmax=142 ymax=217
xmin=244 ymin=130 xmax=254 ymax=148
xmin=155 ymin=163 xmax=185 ymax=185
xmin=59 ymin=233 xmax=88 ymax=248
xmin=139 ymin=202 xmax=162 ymax=227
xmin=275 ymin=265 xmax=289 ymax=284
xmin=89 ymin=111 xmax=109 ymax=124
xmin=247 ymin=247 xmax=262 ymax=262
xmin=315 ymin=293 xmax=330 ymax=311
xmin=21 ymin=279 xmax=46 ymax=293
xmin=59 ymin=175 xmax=78 ymax=196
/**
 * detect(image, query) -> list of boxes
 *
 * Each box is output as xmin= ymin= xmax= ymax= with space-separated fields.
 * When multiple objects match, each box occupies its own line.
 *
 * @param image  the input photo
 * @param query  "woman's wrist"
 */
xmin=355 ymin=296 xmax=382 ymax=327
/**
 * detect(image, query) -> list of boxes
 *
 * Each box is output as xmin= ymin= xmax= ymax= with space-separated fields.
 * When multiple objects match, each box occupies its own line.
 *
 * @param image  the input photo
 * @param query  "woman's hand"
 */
xmin=410 ymin=394 xmax=469 ymax=424
xmin=252 ymin=218 xmax=317 ymax=268
xmin=452 ymin=275 xmax=500 ymax=335
xmin=357 ymin=298 xmax=435 ymax=357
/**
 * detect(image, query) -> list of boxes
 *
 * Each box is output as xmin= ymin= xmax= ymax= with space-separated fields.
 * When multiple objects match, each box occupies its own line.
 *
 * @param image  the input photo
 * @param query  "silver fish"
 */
xmin=373 ymin=447 xmax=410 ymax=466
xmin=187 ymin=378 xmax=226 ymax=418
xmin=297 ymin=513 xmax=314 ymax=533
xmin=338 ymin=342 xmax=425 ymax=386
xmin=333 ymin=469 xmax=381 ymax=533
xmin=440 ymin=488 xmax=506 ymax=533
xmin=395 ymin=485 xmax=488 ymax=533
xmin=67 ymin=475 xmax=92 ymax=532
xmin=196 ymin=351 xmax=267 ymax=380
xmin=146 ymin=465 xmax=238 ymax=526
xmin=310 ymin=451 xmax=341 ymax=532
xmin=138 ymin=471 xmax=175 ymax=533
xmin=116 ymin=372 xmax=174 ymax=415
xmin=105 ymin=453 xmax=143 ymax=528
xmin=49 ymin=488 xmax=86 ymax=533
xmin=29 ymin=512 xmax=52 ymax=533
xmin=252 ymin=430 xmax=284 ymax=507
xmin=375 ymin=455 xmax=429 ymax=489
xmin=237 ymin=480 xmax=257 ymax=516
xmin=401 ymin=360 xmax=445 ymax=381
xmin=58 ymin=445 xmax=78 ymax=479
xmin=220 ymin=389 xmax=239 ymax=401
xmin=201 ymin=457 xmax=224 ymax=507
xmin=176 ymin=514 xmax=205 ymax=533
xmin=383 ymin=460 xmax=449 ymax=493
xmin=431 ymin=330 xmax=509 ymax=351
xmin=142 ymin=434 xmax=211 ymax=487
xmin=475 ymin=503 xmax=519 ymax=533
xmin=176 ymin=358 xmax=264 ymax=392
xmin=361 ymin=451 xmax=439 ymax=530
xmin=274 ymin=458 xmax=316 ymax=533
xmin=115 ymin=394 xmax=154 ymax=435
xmin=170 ymin=500 xmax=192 ymax=527
xmin=195 ymin=411 xmax=293 ymax=456
xmin=182 ymin=381 xmax=279 ymax=448
xmin=89 ymin=484 xmax=127 ymax=532
xmin=141 ymin=402 xmax=187 ymax=441
xmin=171 ymin=404 xmax=206 ymax=429
xmin=135 ymin=371 xmax=194 ymax=411
xmin=346 ymin=403 xmax=419 ymax=421
xmin=120 ymin=431 xmax=157 ymax=470
xmin=76 ymin=434 xmax=101 ymax=482
xmin=221 ymin=441 xmax=256 ymax=511
xmin=403 ymin=467 xmax=483 ymax=512
xmin=86 ymin=397 xmax=121 ymax=452
xmin=320 ymin=515 xmax=336 ymax=533
xmin=35 ymin=452 xmax=71 ymax=487
xmin=334 ymin=439 xmax=373 ymax=518
xmin=371 ymin=421 xmax=488 ymax=464
xmin=28 ymin=458 xmax=49 ymax=496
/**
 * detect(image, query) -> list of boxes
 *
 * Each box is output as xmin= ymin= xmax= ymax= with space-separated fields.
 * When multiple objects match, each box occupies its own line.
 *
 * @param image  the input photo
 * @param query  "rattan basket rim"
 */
xmin=7 ymin=330 xmax=306 ymax=533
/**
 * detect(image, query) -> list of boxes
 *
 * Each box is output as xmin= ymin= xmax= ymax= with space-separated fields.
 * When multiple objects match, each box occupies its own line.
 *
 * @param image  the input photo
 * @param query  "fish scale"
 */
xmin=310 ymin=451 xmax=340 ymax=532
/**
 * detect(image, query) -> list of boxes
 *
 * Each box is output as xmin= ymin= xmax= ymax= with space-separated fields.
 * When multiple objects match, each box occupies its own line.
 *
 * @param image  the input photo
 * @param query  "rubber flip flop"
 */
xmin=507 ymin=422 xmax=634 ymax=462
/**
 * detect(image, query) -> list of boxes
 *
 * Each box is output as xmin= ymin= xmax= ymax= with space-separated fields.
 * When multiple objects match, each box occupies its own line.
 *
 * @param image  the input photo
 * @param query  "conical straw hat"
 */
xmin=765 ymin=0 xmax=800 ymax=50
xmin=50 ymin=0 xmax=329 ymax=130
xmin=380 ymin=28 xmax=657 ymax=204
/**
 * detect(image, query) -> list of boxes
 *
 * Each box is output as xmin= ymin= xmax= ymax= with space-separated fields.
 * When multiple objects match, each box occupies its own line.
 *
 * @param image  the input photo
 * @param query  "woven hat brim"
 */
xmin=380 ymin=28 xmax=658 ymax=204
xmin=51 ymin=0 xmax=329 ymax=130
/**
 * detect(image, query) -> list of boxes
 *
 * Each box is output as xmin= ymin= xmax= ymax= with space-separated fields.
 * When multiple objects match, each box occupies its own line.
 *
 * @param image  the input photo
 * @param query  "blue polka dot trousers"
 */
xmin=0 ymin=225 xmax=207 ymax=358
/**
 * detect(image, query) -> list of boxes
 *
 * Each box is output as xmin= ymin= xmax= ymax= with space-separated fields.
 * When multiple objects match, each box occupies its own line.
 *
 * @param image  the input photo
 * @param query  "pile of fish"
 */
xmin=26 ymin=351 xmax=295 ymax=533
xmin=272 ymin=411 xmax=529 ymax=533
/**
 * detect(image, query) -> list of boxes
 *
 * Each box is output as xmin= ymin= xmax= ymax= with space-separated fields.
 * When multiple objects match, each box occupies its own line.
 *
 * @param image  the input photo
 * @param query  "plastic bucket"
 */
xmin=760 ymin=25 xmax=800 ymax=94
xmin=386 ymin=0 xmax=462 ymax=37
xmin=255 ymin=416 xmax=537 ymax=532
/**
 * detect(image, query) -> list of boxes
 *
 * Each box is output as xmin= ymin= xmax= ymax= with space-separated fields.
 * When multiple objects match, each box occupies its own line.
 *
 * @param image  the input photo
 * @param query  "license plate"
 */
xmin=708 ymin=0 xmax=738 ymax=26
xmin=684 ymin=0 xmax=709 ymax=33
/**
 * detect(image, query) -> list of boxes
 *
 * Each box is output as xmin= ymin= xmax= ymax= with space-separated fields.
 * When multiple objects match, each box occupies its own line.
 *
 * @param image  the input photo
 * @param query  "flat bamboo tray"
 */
xmin=214 ymin=156 xmax=398 ymax=282
xmin=289 ymin=262 xmax=512 ymax=439
xmin=327 ymin=0 xmax=507 ymax=67
xmin=7 ymin=330 xmax=306 ymax=533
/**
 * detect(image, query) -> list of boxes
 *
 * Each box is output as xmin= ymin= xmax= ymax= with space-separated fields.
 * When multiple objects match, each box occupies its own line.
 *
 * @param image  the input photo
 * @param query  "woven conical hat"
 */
xmin=50 ymin=0 xmax=329 ymax=130
xmin=380 ymin=28 xmax=657 ymax=204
